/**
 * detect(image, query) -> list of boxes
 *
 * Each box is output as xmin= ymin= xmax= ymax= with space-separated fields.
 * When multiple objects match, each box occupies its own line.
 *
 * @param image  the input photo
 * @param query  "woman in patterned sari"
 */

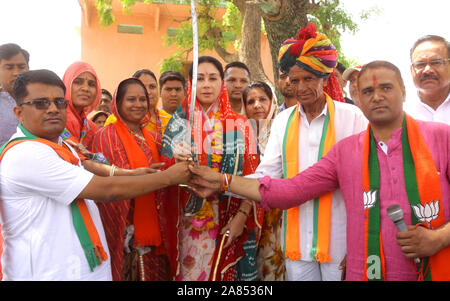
xmin=242 ymin=81 xmax=286 ymax=281
xmin=160 ymin=56 xmax=263 ymax=281
xmin=91 ymin=78 xmax=171 ymax=281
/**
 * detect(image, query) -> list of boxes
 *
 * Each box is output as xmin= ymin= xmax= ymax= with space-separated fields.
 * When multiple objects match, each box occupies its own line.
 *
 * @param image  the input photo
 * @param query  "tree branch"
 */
xmin=250 ymin=0 xmax=281 ymax=17
xmin=214 ymin=45 xmax=239 ymax=62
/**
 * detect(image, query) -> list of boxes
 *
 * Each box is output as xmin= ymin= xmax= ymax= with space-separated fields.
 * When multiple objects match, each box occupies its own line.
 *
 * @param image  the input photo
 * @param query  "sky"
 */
xmin=339 ymin=0 xmax=449 ymax=107
xmin=0 ymin=0 xmax=81 ymax=77
xmin=0 ymin=0 xmax=448 ymax=108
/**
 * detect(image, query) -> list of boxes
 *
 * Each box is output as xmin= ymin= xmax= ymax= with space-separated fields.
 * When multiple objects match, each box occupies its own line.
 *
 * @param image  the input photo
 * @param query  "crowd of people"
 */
xmin=0 ymin=21 xmax=449 ymax=281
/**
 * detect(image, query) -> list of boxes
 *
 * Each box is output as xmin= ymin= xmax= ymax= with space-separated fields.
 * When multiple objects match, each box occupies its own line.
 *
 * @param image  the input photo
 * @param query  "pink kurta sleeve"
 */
xmin=258 ymin=144 xmax=340 ymax=211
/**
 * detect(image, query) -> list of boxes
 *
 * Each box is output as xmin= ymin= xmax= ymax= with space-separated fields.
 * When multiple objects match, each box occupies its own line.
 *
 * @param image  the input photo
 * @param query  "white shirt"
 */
xmin=406 ymin=92 xmax=450 ymax=125
xmin=251 ymin=101 xmax=368 ymax=263
xmin=0 ymin=128 xmax=112 ymax=280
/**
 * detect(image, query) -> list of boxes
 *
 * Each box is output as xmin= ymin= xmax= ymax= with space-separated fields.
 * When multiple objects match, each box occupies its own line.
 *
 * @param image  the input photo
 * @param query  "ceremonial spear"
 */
xmin=183 ymin=0 xmax=205 ymax=215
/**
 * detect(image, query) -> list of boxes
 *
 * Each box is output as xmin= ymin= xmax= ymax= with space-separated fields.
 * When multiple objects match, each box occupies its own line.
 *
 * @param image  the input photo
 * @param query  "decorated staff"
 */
xmin=182 ymin=0 xmax=204 ymax=215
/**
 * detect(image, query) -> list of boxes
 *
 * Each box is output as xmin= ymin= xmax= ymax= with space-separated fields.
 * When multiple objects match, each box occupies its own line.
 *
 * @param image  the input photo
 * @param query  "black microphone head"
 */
xmin=387 ymin=204 xmax=404 ymax=222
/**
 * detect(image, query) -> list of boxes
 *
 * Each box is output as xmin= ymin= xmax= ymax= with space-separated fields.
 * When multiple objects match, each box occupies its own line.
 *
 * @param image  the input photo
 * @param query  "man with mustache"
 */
xmin=277 ymin=68 xmax=297 ymax=112
xmin=0 ymin=69 xmax=192 ymax=280
xmin=0 ymin=43 xmax=29 ymax=146
xmin=408 ymin=35 xmax=450 ymax=124
xmin=189 ymin=60 xmax=450 ymax=281
xmin=243 ymin=23 xmax=367 ymax=281
xmin=224 ymin=61 xmax=251 ymax=115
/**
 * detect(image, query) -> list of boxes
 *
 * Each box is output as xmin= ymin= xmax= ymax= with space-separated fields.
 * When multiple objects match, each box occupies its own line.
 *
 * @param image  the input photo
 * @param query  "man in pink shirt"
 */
xmin=189 ymin=60 xmax=450 ymax=281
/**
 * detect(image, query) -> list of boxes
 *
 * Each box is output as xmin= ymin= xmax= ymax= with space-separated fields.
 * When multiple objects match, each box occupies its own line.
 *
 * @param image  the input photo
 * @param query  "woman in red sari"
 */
xmin=62 ymin=61 xmax=102 ymax=151
xmin=92 ymin=78 xmax=170 ymax=281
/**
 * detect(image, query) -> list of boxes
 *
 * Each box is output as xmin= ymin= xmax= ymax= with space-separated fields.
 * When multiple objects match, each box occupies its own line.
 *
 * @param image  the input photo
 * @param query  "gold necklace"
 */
xmin=129 ymin=129 xmax=146 ymax=141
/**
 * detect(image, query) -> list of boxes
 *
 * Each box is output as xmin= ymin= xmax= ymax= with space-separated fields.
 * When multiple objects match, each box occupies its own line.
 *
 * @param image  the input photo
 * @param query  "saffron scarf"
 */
xmin=0 ymin=124 xmax=108 ymax=271
xmin=111 ymin=119 xmax=162 ymax=247
xmin=99 ymin=77 xmax=162 ymax=248
xmin=282 ymin=92 xmax=335 ymax=262
xmin=362 ymin=114 xmax=450 ymax=280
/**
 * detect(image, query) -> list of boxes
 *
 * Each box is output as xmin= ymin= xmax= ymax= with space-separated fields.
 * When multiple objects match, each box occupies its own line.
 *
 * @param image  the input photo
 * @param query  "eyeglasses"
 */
xmin=19 ymin=98 xmax=69 ymax=110
xmin=412 ymin=58 xmax=450 ymax=71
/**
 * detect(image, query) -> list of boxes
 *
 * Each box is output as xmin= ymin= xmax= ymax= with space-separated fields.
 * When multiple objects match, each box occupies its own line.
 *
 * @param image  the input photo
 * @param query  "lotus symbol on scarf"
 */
xmin=363 ymin=190 xmax=377 ymax=209
xmin=412 ymin=200 xmax=440 ymax=224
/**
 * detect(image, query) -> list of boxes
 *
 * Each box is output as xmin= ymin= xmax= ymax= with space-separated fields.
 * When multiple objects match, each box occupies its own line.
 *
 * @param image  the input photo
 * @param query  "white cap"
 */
xmin=342 ymin=65 xmax=363 ymax=81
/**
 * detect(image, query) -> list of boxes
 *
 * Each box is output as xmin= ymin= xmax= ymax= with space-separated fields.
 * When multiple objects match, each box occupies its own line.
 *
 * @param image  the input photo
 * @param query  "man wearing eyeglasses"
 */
xmin=0 ymin=69 xmax=192 ymax=280
xmin=408 ymin=35 xmax=450 ymax=124
xmin=0 ymin=43 xmax=30 ymax=146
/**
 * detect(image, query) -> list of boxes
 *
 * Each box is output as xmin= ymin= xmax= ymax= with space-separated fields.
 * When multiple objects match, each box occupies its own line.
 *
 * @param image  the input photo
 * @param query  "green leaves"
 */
xmin=95 ymin=0 xmax=114 ymax=27
xmin=94 ymin=0 xmax=376 ymax=76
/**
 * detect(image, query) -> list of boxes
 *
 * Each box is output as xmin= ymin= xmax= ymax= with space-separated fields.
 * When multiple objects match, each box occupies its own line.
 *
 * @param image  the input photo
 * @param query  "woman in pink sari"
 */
xmin=62 ymin=61 xmax=102 ymax=151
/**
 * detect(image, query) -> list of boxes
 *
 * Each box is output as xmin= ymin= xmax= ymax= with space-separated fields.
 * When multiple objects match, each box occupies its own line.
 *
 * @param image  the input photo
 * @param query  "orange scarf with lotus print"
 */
xmin=362 ymin=114 xmax=450 ymax=281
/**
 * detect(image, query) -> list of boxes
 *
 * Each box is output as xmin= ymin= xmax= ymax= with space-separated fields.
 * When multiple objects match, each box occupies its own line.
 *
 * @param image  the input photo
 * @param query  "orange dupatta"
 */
xmin=112 ymin=120 xmax=162 ymax=248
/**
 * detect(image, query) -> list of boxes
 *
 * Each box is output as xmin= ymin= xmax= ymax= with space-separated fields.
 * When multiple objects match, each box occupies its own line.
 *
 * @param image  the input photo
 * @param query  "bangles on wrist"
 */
xmin=236 ymin=208 xmax=249 ymax=218
xmin=220 ymin=173 xmax=233 ymax=192
xmin=109 ymin=164 xmax=116 ymax=177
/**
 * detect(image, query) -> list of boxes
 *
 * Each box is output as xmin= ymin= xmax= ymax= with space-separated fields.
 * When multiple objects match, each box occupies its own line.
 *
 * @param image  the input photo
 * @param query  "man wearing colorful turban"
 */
xmin=253 ymin=22 xmax=368 ymax=281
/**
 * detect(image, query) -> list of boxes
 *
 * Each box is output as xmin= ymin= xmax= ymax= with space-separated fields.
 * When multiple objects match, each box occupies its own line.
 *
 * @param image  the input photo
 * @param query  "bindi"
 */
xmin=372 ymin=74 xmax=378 ymax=87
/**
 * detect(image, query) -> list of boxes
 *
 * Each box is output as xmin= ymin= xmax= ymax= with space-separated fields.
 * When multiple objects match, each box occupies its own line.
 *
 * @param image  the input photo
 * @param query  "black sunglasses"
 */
xmin=19 ymin=98 xmax=69 ymax=110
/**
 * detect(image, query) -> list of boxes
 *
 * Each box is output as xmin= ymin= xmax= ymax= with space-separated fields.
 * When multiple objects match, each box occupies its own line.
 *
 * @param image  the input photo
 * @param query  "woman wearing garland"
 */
xmin=160 ymin=56 xmax=263 ymax=281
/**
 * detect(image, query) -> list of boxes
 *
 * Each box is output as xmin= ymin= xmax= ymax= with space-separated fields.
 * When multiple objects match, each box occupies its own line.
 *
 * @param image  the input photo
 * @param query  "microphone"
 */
xmin=386 ymin=204 xmax=421 ymax=266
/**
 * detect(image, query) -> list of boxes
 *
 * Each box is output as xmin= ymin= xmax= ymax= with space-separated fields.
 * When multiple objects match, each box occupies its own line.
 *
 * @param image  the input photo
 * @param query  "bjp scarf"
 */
xmin=362 ymin=114 xmax=450 ymax=281
xmin=0 ymin=124 xmax=108 ymax=271
xmin=278 ymin=22 xmax=345 ymax=103
xmin=62 ymin=61 xmax=102 ymax=149
xmin=282 ymin=92 xmax=335 ymax=262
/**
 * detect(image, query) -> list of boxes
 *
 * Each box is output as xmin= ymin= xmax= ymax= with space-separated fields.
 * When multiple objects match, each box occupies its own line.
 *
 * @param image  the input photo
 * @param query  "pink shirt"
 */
xmin=258 ymin=120 xmax=450 ymax=280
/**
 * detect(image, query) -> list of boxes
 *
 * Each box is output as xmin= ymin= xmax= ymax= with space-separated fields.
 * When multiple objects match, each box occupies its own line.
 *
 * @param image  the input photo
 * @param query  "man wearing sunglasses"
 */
xmin=0 ymin=69 xmax=192 ymax=280
xmin=408 ymin=35 xmax=450 ymax=124
xmin=0 ymin=43 xmax=30 ymax=146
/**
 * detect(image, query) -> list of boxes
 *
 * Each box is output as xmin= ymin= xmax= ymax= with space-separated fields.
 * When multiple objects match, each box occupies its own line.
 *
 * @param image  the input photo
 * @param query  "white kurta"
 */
xmin=250 ymin=100 xmax=368 ymax=280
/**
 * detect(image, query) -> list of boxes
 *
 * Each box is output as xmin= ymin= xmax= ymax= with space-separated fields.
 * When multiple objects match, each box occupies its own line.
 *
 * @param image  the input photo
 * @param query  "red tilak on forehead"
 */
xmin=372 ymin=74 xmax=377 ymax=86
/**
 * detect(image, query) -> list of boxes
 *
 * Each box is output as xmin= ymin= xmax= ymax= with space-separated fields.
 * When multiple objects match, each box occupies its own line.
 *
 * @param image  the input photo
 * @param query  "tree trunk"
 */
xmin=261 ymin=0 xmax=309 ymax=83
xmin=223 ymin=0 xmax=309 ymax=104
xmin=213 ymin=0 xmax=310 ymax=103
xmin=237 ymin=2 xmax=270 ymax=85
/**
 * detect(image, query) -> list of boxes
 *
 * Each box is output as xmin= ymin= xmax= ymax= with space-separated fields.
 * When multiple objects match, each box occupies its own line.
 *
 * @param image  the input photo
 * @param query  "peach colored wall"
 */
xmin=80 ymin=0 xmax=274 ymax=93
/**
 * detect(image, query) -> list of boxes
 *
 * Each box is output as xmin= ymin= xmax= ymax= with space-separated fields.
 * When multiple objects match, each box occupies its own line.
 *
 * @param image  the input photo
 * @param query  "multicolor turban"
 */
xmin=278 ymin=22 xmax=345 ymax=102
xmin=278 ymin=22 xmax=337 ymax=78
